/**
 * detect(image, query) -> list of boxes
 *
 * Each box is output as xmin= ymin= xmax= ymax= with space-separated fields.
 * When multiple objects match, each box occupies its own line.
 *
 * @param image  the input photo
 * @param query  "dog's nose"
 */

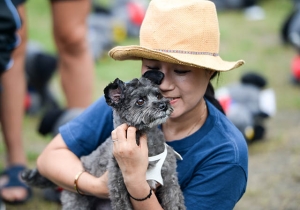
xmin=159 ymin=103 xmax=167 ymax=111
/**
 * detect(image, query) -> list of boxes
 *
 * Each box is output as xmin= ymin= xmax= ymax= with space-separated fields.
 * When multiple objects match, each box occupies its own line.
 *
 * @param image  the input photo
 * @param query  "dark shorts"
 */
xmin=0 ymin=0 xmax=21 ymax=74
xmin=11 ymin=0 xmax=26 ymax=7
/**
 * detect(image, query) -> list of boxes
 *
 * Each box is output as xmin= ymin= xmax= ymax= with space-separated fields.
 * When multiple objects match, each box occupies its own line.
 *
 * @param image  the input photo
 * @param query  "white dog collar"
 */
xmin=146 ymin=144 xmax=183 ymax=186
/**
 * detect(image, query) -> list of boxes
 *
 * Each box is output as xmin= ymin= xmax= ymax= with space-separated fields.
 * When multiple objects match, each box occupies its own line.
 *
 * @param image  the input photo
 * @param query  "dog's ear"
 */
xmin=104 ymin=78 xmax=125 ymax=107
xmin=142 ymin=70 xmax=164 ymax=85
xmin=126 ymin=78 xmax=140 ymax=88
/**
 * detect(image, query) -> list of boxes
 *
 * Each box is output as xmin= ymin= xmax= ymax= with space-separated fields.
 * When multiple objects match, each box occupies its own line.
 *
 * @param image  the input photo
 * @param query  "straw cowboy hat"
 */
xmin=109 ymin=0 xmax=244 ymax=71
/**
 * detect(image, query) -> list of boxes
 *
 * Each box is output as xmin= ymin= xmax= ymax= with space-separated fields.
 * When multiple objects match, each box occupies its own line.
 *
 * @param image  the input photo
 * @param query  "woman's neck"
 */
xmin=163 ymin=100 xmax=208 ymax=142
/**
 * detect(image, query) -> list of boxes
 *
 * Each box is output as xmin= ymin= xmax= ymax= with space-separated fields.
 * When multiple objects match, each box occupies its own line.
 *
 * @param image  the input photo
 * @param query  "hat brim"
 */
xmin=109 ymin=46 xmax=244 ymax=72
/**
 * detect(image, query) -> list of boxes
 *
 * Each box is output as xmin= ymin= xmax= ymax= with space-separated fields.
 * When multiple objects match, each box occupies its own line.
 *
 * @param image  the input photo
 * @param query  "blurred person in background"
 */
xmin=0 ymin=0 xmax=26 ymax=206
xmin=50 ymin=0 xmax=94 ymax=109
xmin=0 ymin=0 xmax=94 ymax=204
xmin=0 ymin=0 xmax=29 ymax=205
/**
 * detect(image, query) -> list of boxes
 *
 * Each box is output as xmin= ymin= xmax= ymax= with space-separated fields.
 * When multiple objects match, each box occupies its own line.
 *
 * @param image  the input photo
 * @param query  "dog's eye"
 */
xmin=136 ymin=98 xmax=145 ymax=106
xmin=156 ymin=93 xmax=162 ymax=99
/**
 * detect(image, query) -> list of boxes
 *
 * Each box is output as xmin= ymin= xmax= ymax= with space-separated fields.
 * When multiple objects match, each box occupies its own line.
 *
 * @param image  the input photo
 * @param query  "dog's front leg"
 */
xmin=108 ymin=158 xmax=134 ymax=210
xmin=156 ymin=148 xmax=186 ymax=210
xmin=156 ymin=177 xmax=186 ymax=210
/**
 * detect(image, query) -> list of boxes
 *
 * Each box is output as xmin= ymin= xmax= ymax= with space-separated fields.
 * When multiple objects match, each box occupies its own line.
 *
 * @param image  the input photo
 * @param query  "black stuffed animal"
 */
xmin=24 ymin=41 xmax=59 ymax=114
xmin=216 ymin=72 xmax=276 ymax=142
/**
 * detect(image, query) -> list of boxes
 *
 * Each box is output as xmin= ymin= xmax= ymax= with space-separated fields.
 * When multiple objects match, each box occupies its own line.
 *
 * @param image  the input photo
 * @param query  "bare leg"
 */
xmin=0 ymin=4 xmax=29 ymax=202
xmin=51 ymin=0 xmax=94 ymax=108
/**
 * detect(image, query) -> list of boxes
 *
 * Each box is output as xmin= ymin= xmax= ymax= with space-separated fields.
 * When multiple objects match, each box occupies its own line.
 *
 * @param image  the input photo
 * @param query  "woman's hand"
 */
xmin=111 ymin=124 xmax=163 ymax=210
xmin=111 ymin=124 xmax=149 ymax=186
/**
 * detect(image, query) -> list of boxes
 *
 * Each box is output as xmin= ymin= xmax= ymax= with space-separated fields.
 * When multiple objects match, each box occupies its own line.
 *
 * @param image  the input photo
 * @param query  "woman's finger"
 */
xmin=116 ymin=124 xmax=128 ymax=140
xmin=139 ymin=134 xmax=147 ymax=148
xmin=127 ymin=126 xmax=137 ymax=145
xmin=111 ymin=130 xmax=117 ymax=142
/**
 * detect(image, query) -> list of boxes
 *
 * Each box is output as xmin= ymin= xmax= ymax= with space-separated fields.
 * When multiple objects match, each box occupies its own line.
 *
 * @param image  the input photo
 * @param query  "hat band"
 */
xmin=154 ymin=49 xmax=219 ymax=56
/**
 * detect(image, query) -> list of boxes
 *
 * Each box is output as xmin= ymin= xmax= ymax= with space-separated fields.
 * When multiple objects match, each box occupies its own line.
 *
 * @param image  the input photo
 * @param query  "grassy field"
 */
xmin=1 ymin=0 xmax=300 ymax=209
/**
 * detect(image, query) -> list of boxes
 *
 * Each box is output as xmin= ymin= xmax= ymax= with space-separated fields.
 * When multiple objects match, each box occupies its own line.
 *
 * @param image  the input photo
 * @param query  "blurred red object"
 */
xmin=291 ymin=55 xmax=300 ymax=82
xmin=217 ymin=94 xmax=232 ymax=114
xmin=24 ymin=92 xmax=31 ymax=111
xmin=127 ymin=1 xmax=145 ymax=26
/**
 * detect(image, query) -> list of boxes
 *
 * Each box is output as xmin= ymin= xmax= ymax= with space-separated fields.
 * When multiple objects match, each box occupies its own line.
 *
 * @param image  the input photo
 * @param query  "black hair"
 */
xmin=204 ymin=71 xmax=225 ymax=115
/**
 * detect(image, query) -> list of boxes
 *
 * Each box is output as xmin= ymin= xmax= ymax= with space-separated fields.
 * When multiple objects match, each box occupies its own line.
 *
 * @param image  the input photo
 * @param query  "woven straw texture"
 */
xmin=109 ymin=0 xmax=244 ymax=71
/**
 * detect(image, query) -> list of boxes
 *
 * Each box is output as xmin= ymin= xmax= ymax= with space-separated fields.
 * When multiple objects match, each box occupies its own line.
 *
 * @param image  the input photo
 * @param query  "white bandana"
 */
xmin=146 ymin=144 xmax=183 ymax=186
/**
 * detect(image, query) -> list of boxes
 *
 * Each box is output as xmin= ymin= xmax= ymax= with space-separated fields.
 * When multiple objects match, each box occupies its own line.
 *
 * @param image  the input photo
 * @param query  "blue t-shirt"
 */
xmin=60 ymin=96 xmax=248 ymax=209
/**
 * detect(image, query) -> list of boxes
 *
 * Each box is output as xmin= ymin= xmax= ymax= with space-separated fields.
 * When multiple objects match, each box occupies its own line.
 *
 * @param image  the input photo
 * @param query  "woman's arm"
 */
xmin=112 ymin=124 xmax=163 ymax=210
xmin=37 ymin=134 xmax=109 ymax=198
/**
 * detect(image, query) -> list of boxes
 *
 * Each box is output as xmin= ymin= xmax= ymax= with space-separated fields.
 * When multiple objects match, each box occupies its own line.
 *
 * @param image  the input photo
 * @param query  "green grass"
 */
xmin=1 ymin=0 xmax=300 ymax=209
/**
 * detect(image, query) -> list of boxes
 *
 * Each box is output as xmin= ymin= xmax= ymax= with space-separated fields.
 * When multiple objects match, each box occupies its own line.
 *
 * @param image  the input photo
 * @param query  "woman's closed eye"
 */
xmin=174 ymin=70 xmax=191 ymax=75
xmin=146 ymin=65 xmax=159 ymax=71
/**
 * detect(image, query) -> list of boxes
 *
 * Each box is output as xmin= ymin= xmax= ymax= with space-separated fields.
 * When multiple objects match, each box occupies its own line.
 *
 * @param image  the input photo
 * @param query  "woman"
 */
xmin=37 ymin=0 xmax=248 ymax=209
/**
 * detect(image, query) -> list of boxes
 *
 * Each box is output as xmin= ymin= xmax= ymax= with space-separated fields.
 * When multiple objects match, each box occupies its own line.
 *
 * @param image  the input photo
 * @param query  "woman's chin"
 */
xmin=168 ymin=110 xmax=180 ymax=119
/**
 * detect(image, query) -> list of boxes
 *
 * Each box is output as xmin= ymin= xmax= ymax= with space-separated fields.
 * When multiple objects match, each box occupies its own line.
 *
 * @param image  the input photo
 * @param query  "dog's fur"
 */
xmin=22 ymin=71 xmax=185 ymax=210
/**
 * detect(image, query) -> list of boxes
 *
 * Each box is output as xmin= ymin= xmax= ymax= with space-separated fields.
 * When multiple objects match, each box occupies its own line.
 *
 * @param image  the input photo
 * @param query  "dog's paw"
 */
xmin=21 ymin=168 xmax=57 ymax=188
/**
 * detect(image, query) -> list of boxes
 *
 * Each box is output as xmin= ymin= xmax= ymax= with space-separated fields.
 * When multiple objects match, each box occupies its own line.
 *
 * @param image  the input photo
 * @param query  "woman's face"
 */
xmin=141 ymin=59 xmax=213 ymax=119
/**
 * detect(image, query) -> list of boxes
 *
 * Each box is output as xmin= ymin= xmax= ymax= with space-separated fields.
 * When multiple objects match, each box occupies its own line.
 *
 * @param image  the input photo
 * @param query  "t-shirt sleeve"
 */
xmin=183 ymin=163 xmax=247 ymax=210
xmin=59 ymin=96 xmax=114 ymax=157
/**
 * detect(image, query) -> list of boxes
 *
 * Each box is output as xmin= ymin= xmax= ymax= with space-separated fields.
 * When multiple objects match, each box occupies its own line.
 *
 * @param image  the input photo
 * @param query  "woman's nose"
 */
xmin=159 ymin=73 xmax=174 ymax=91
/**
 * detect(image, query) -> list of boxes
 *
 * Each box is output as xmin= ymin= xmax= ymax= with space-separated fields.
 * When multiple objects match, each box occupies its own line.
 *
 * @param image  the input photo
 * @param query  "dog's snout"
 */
xmin=159 ymin=102 xmax=167 ymax=111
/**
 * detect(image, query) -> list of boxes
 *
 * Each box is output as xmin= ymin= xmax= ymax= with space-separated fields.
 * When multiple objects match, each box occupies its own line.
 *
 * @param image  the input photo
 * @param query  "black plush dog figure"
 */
xmin=216 ymin=72 xmax=276 ymax=141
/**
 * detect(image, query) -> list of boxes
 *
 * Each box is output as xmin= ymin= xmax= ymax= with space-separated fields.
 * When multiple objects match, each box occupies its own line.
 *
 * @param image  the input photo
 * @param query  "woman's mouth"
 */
xmin=167 ymin=97 xmax=179 ymax=105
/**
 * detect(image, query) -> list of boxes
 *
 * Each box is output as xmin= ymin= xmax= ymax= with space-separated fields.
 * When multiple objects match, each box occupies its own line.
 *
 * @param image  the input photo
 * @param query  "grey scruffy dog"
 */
xmin=22 ymin=70 xmax=185 ymax=210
